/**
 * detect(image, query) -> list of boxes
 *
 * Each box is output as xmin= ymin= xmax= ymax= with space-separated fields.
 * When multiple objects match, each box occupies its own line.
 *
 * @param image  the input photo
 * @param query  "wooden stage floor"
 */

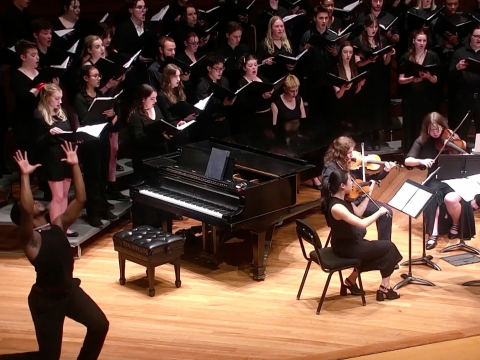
xmin=1 ymin=168 xmax=480 ymax=359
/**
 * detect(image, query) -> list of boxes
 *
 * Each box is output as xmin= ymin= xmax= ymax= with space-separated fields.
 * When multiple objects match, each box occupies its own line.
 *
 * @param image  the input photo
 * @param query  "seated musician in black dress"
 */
xmin=34 ymin=83 xmax=77 ymax=238
xmin=404 ymin=112 xmax=477 ymax=250
xmin=128 ymin=84 xmax=169 ymax=179
xmin=257 ymin=16 xmax=295 ymax=82
xmin=321 ymin=168 xmax=402 ymax=301
xmin=321 ymin=136 xmax=396 ymax=240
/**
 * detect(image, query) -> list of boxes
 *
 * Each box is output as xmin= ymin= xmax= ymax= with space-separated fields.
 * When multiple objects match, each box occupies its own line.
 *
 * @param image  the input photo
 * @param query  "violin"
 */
xmin=434 ymin=129 xmax=468 ymax=154
xmin=349 ymin=151 xmax=399 ymax=172
xmin=345 ymin=179 xmax=373 ymax=202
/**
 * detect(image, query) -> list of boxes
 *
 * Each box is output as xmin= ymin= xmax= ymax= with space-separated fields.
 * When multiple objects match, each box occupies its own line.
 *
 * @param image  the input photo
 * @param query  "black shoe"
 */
xmin=448 ymin=224 xmax=460 ymax=239
xmin=86 ymin=214 xmax=103 ymax=228
xmin=172 ymin=214 xmax=183 ymax=221
xmin=116 ymin=163 xmax=124 ymax=171
xmin=344 ymin=278 xmax=364 ymax=296
xmin=426 ymin=236 xmax=438 ymax=250
xmin=107 ymin=190 xmax=130 ymax=201
xmin=100 ymin=210 xmax=118 ymax=221
xmin=376 ymin=285 xmax=400 ymax=301
xmin=66 ymin=230 xmax=79 ymax=238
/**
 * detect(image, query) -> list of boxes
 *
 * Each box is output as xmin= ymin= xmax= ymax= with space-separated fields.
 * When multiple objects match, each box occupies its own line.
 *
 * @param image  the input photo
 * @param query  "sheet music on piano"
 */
xmin=388 ymin=181 xmax=434 ymax=218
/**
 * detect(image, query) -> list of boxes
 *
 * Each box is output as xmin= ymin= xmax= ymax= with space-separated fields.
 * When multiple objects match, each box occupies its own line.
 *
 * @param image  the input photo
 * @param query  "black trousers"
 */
xmin=358 ymin=200 xmax=393 ymax=241
xmin=449 ymin=93 xmax=480 ymax=141
xmin=27 ymin=280 xmax=109 ymax=360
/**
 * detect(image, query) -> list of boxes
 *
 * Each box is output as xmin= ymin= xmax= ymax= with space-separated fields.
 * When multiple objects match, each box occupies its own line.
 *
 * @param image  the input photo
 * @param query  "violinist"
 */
xmin=321 ymin=136 xmax=397 ymax=241
xmin=320 ymin=169 xmax=402 ymax=301
xmin=404 ymin=112 xmax=476 ymax=250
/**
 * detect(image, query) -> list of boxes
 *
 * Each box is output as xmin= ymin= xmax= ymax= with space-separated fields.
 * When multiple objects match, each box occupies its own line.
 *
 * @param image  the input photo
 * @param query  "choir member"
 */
xmin=173 ymin=5 xmax=210 ymax=50
xmin=355 ymin=0 xmax=400 ymax=44
xmin=332 ymin=42 xmax=366 ymax=130
xmin=1 ymin=0 xmax=34 ymax=47
xmin=405 ymin=0 xmax=438 ymax=45
xmin=176 ymin=32 xmax=201 ymax=101
xmin=96 ymin=23 xmax=114 ymax=55
xmin=404 ymin=112 xmax=476 ymax=249
xmin=320 ymin=0 xmax=344 ymax=32
xmin=162 ymin=0 xmax=189 ymax=34
xmin=147 ymin=36 xmax=177 ymax=91
xmin=449 ymin=24 xmax=480 ymax=140
xmin=10 ymin=40 xmax=42 ymax=158
xmin=52 ymin=0 xmax=94 ymax=47
xmin=10 ymin=146 xmax=109 ymax=360
xmin=398 ymin=29 xmax=439 ymax=152
xmin=257 ymin=16 xmax=295 ymax=82
xmin=33 ymin=84 xmax=77 ymax=237
xmin=196 ymin=53 xmax=235 ymax=139
xmin=271 ymin=74 xmax=305 ymax=135
xmin=218 ymin=22 xmax=250 ymax=87
xmin=256 ymin=0 xmax=290 ymax=43
xmin=157 ymin=64 xmax=196 ymax=146
xmin=321 ymin=136 xmax=396 ymax=241
xmin=72 ymin=65 xmax=119 ymax=226
xmin=31 ymin=20 xmax=54 ymax=68
xmin=128 ymin=84 xmax=169 ymax=178
xmin=298 ymin=6 xmax=337 ymax=125
xmin=232 ymin=54 xmax=274 ymax=134
xmin=320 ymin=168 xmax=402 ymax=300
xmin=353 ymin=14 xmax=395 ymax=150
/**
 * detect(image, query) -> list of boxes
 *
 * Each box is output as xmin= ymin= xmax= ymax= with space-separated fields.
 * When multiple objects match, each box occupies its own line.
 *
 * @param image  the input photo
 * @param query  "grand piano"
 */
xmin=131 ymin=127 xmax=332 ymax=280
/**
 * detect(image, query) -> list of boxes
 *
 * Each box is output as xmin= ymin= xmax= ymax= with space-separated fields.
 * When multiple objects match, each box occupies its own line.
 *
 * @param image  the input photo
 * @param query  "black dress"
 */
xmin=257 ymin=41 xmax=294 ymax=82
xmin=34 ymin=109 xmax=73 ymax=182
xmin=273 ymin=94 xmax=302 ymax=126
xmin=332 ymin=66 xmax=362 ymax=130
xmin=398 ymin=51 xmax=440 ymax=152
xmin=156 ymin=91 xmax=190 ymax=148
xmin=406 ymin=136 xmax=476 ymax=238
xmin=327 ymin=197 xmax=402 ymax=278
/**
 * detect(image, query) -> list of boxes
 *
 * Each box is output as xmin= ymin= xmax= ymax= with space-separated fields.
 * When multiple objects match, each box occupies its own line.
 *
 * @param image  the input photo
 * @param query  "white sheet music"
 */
xmin=195 ymin=94 xmax=212 ymax=110
xmin=177 ymin=120 xmax=196 ymax=130
xmin=442 ymin=178 xmax=480 ymax=202
xmin=62 ymin=123 xmax=108 ymax=138
xmin=151 ymin=5 xmax=169 ymax=21
xmin=402 ymin=188 xmax=432 ymax=218
xmin=388 ymin=182 xmax=418 ymax=210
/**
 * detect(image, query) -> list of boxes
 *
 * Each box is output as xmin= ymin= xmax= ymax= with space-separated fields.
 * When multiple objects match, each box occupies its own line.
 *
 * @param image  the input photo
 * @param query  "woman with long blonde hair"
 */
xmin=33 ymin=83 xmax=77 ymax=237
xmin=257 ymin=16 xmax=294 ymax=82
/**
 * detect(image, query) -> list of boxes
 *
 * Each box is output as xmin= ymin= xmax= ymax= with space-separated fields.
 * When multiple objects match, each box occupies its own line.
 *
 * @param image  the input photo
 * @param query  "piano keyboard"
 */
xmin=139 ymin=188 xmax=233 ymax=219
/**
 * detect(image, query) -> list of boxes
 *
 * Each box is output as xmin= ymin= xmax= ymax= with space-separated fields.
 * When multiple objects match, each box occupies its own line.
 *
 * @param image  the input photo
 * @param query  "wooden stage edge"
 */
xmin=1 ymin=168 xmax=480 ymax=359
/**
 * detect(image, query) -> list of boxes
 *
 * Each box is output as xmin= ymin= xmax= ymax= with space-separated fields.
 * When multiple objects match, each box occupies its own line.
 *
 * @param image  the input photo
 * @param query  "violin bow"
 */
xmin=336 ymin=162 xmax=391 ymax=217
xmin=433 ymin=110 xmax=471 ymax=163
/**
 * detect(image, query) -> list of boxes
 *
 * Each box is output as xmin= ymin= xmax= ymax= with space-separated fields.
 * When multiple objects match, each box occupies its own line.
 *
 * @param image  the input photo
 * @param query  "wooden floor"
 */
xmin=1 ymin=168 xmax=480 ymax=359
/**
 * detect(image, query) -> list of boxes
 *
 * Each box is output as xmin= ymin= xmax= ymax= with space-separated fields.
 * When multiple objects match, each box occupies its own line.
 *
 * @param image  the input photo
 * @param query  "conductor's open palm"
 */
xmin=60 ymin=141 xmax=79 ymax=166
xmin=13 ymin=151 xmax=41 ymax=175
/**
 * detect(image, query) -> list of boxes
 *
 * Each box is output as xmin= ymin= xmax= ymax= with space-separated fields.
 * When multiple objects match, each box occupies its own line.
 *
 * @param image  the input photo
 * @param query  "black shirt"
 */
xmin=406 ymin=136 xmax=441 ymax=174
xmin=112 ymin=19 xmax=158 ymax=60
xmin=218 ymin=43 xmax=250 ymax=85
xmin=147 ymin=58 xmax=165 ymax=91
xmin=449 ymin=44 xmax=480 ymax=94
xmin=355 ymin=11 xmax=399 ymax=40
xmin=1 ymin=4 xmax=34 ymax=47
xmin=196 ymin=75 xmax=230 ymax=119
xmin=273 ymin=94 xmax=302 ymax=125
xmin=327 ymin=197 xmax=364 ymax=246
xmin=257 ymin=40 xmax=294 ymax=82
xmin=398 ymin=51 xmax=440 ymax=99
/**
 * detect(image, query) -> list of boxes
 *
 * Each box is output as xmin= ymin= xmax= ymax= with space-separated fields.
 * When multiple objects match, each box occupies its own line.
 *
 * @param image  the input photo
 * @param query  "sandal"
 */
xmin=376 ymin=285 xmax=400 ymax=301
xmin=448 ymin=224 xmax=460 ymax=239
xmin=426 ymin=235 xmax=438 ymax=250
xmin=344 ymin=278 xmax=364 ymax=296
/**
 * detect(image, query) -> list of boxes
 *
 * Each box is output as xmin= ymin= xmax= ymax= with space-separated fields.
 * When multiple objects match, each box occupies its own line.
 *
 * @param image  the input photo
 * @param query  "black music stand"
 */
xmin=388 ymin=179 xmax=437 ymax=290
xmin=437 ymin=155 xmax=480 ymax=255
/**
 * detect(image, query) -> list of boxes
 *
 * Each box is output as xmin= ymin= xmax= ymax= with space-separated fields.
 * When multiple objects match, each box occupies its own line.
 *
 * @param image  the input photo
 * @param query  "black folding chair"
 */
xmin=295 ymin=219 xmax=366 ymax=315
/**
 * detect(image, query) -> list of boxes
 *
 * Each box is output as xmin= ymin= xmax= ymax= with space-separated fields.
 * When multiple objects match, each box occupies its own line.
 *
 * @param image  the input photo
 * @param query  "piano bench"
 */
xmin=113 ymin=225 xmax=185 ymax=297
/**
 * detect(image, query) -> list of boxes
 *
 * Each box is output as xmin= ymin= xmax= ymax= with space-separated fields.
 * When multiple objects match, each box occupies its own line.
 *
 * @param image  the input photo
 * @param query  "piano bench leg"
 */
xmin=118 ymin=253 xmax=126 ymax=285
xmin=147 ymin=265 xmax=156 ymax=297
xmin=174 ymin=257 xmax=181 ymax=288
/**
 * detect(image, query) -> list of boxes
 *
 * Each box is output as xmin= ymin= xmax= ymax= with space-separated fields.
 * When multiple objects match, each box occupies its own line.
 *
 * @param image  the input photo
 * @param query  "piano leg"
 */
xmin=162 ymin=216 xmax=173 ymax=233
xmin=251 ymin=225 xmax=274 ymax=281
xmin=200 ymin=223 xmax=222 ymax=265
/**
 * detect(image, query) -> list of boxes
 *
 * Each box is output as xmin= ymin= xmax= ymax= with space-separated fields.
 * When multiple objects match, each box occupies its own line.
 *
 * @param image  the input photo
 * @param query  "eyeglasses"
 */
xmin=472 ymin=34 xmax=480 ymax=39
xmin=212 ymin=66 xmax=225 ymax=72
xmin=135 ymin=6 xmax=148 ymax=11
xmin=187 ymin=41 xmax=199 ymax=45
xmin=429 ymin=126 xmax=443 ymax=133
xmin=90 ymin=74 xmax=102 ymax=79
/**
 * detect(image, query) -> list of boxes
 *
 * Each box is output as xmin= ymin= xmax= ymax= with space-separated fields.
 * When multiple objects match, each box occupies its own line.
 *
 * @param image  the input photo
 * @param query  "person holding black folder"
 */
xmin=405 ymin=0 xmax=439 ymax=45
xmin=449 ymin=24 xmax=480 ymax=140
xmin=354 ymin=0 xmax=400 ymax=44
xmin=257 ymin=16 xmax=295 ymax=82
xmin=398 ymin=29 xmax=440 ymax=152
xmin=33 ymin=83 xmax=78 ymax=238
xmin=353 ymin=14 xmax=395 ymax=150
xmin=404 ymin=112 xmax=475 ymax=249
xmin=161 ymin=0 xmax=189 ymax=34
xmin=128 ymin=84 xmax=169 ymax=179
xmin=232 ymin=54 xmax=274 ymax=134
xmin=10 ymin=40 xmax=42 ymax=158
xmin=31 ymin=20 xmax=54 ymax=69
xmin=175 ymin=32 xmax=202 ymax=99
xmin=320 ymin=169 xmax=402 ymax=301
xmin=172 ymin=5 xmax=211 ymax=51
xmin=218 ymin=21 xmax=250 ymax=87
xmin=256 ymin=0 xmax=290 ymax=44
xmin=320 ymin=0 xmax=345 ymax=33
xmin=72 ymin=65 xmax=120 ymax=225
xmin=332 ymin=42 xmax=366 ymax=131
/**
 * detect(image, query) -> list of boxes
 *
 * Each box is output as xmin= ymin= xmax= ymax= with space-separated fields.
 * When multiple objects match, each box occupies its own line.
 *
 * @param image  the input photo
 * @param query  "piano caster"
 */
xmin=119 ymin=278 xmax=126 ymax=285
xmin=252 ymin=266 xmax=266 ymax=281
xmin=149 ymin=288 xmax=155 ymax=297
xmin=253 ymin=274 xmax=266 ymax=281
xmin=175 ymin=280 xmax=182 ymax=288
xmin=199 ymin=251 xmax=222 ymax=266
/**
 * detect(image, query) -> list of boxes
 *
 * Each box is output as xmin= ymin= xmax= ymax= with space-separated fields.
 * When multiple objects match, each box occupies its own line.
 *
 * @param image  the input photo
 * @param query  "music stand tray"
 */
xmin=388 ymin=179 xmax=437 ymax=290
xmin=437 ymin=155 xmax=480 ymax=255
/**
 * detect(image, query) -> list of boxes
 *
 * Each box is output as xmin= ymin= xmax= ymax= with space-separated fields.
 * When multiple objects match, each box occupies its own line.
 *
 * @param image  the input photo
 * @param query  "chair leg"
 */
xmin=338 ymin=271 xmax=347 ymax=296
xmin=317 ymin=272 xmax=333 ymax=315
xmin=356 ymin=269 xmax=366 ymax=306
xmin=118 ymin=253 xmax=126 ymax=285
xmin=147 ymin=265 xmax=155 ymax=297
xmin=297 ymin=260 xmax=312 ymax=300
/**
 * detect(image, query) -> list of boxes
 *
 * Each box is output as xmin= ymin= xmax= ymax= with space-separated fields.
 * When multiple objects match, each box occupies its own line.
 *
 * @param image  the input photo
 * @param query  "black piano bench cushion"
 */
xmin=310 ymin=248 xmax=361 ymax=271
xmin=113 ymin=225 xmax=184 ymax=256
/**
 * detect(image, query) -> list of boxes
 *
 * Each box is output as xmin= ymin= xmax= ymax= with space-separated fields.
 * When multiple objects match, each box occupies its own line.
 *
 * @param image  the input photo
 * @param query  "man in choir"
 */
xmin=1 ymin=0 xmax=34 ymax=47
xmin=298 ymin=6 xmax=337 ymax=125
xmin=31 ymin=20 xmax=53 ymax=68
xmin=218 ymin=22 xmax=250 ymax=87
xmin=449 ymin=24 xmax=480 ymax=141
xmin=147 ymin=36 xmax=176 ymax=92
xmin=355 ymin=0 xmax=400 ymax=44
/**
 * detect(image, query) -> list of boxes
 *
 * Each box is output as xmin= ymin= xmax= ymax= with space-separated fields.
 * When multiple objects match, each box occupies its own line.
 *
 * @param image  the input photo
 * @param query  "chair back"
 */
xmin=295 ymin=219 xmax=323 ymax=262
